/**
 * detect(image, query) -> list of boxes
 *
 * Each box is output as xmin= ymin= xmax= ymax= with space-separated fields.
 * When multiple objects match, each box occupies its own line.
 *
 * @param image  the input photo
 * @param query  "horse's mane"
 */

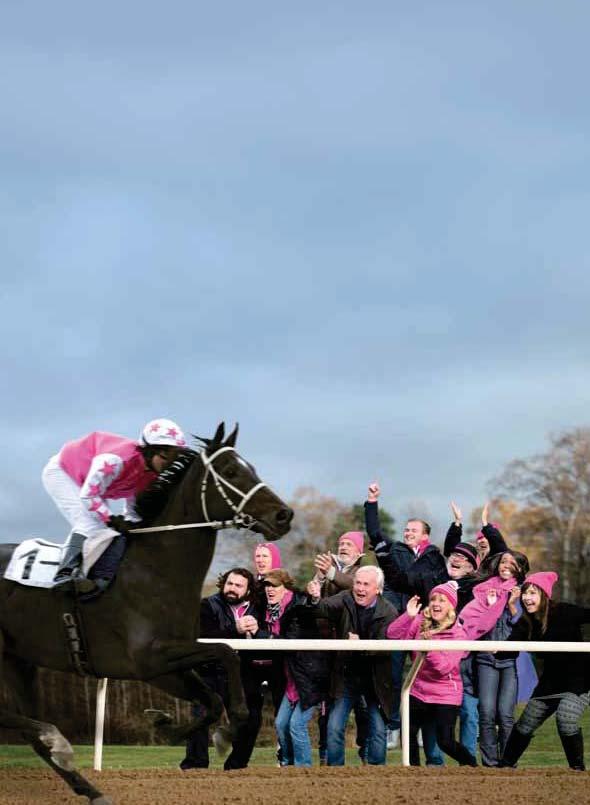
xmin=135 ymin=448 xmax=199 ymax=524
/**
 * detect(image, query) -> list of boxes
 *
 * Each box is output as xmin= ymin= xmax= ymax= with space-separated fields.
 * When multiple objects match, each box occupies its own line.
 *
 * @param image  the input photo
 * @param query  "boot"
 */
xmin=560 ymin=730 xmax=585 ymax=771
xmin=499 ymin=728 xmax=532 ymax=768
xmin=53 ymin=533 xmax=95 ymax=592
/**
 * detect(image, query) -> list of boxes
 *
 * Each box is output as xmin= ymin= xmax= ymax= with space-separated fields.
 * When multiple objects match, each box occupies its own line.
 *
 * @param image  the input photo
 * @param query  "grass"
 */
xmin=2 ymin=709 xmax=589 ymax=770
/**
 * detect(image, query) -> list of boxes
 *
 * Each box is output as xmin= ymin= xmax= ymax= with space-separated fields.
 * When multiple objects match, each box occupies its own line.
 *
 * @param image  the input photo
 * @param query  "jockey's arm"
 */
xmin=79 ymin=452 xmax=124 ymax=525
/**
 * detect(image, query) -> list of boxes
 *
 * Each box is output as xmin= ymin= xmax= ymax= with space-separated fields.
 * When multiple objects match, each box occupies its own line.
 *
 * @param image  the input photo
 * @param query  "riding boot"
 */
xmin=499 ymin=728 xmax=532 ymax=768
xmin=53 ymin=533 xmax=90 ymax=588
xmin=560 ymin=730 xmax=585 ymax=771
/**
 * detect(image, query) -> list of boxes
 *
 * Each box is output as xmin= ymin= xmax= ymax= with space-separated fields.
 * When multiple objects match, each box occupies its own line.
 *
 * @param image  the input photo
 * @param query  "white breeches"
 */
xmin=42 ymin=454 xmax=118 ymax=573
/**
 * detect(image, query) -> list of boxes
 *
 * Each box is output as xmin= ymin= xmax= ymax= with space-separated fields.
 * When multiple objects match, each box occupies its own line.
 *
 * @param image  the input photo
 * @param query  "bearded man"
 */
xmin=180 ymin=567 xmax=264 ymax=770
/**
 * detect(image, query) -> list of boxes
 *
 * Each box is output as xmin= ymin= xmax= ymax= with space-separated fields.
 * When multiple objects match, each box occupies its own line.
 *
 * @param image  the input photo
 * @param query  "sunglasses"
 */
xmin=263 ymin=581 xmax=282 ymax=588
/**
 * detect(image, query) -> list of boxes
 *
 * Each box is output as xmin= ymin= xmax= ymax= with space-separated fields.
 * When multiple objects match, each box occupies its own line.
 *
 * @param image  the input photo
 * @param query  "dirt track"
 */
xmin=1 ymin=767 xmax=590 ymax=805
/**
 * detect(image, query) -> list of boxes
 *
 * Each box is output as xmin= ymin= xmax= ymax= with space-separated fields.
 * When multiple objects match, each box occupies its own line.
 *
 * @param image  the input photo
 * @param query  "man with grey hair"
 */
xmin=307 ymin=565 xmax=398 ymax=765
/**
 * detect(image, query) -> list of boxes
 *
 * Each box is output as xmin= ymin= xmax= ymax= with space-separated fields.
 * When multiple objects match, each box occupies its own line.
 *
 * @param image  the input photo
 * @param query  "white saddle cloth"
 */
xmin=4 ymin=531 xmax=116 ymax=588
xmin=4 ymin=538 xmax=64 ymax=588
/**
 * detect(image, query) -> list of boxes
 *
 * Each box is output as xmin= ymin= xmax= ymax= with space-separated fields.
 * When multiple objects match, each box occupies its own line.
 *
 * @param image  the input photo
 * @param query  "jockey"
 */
xmin=42 ymin=418 xmax=186 ymax=589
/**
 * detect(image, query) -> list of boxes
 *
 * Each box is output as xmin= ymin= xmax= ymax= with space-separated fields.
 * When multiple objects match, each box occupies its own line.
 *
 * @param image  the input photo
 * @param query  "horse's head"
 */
xmin=197 ymin=422 xmax=293 ymax=540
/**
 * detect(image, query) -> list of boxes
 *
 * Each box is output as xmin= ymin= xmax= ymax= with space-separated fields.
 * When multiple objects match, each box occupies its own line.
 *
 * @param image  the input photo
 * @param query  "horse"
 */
xmin=0 ymin=422 xmax=293 ymax=804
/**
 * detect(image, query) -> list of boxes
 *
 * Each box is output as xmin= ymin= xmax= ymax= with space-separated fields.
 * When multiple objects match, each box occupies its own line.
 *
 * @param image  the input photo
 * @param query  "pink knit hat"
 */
xmin=254 ymin=543 xmax=282 ymax=570
xmin=338 ymin=531 xmax=365 ymax=554
xmin=430 ymin=580 xmax=459 ymax=609
xmin=524 ymin=571 xmax=558 ymax=599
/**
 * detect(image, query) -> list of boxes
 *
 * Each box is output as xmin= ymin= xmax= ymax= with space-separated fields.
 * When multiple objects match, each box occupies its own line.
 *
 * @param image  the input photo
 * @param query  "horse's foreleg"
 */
xmin=0 ymin=641 xmax=110 ymax=804
xmin=152 ymin=641 xmax=248 ymax=736
xmin=147 ymin=668 xmax=224 ymax=745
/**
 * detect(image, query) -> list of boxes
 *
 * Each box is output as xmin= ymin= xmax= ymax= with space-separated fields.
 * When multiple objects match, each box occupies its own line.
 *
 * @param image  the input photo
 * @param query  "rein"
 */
xmin=130 ymin=447 xmax=265 ymax=535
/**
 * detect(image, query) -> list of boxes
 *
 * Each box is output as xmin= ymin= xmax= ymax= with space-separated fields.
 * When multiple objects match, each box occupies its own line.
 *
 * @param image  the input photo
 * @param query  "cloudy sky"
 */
xmin=2 ymin=1 xmax=589 ymax=547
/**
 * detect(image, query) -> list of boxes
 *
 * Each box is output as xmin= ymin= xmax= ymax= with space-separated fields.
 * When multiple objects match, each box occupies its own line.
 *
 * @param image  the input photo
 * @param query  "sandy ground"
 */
xmin=1 ymin=767 xmax=590 ymax=805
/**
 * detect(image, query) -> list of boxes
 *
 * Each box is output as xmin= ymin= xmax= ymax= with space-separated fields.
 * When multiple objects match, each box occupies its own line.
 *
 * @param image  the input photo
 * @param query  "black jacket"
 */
xmin=270 ymin=592 xmax=330 ymax=711
xmin=368 ymin=511 xmax=509 ymax=612
xmin=365 ymin=500 xmax=447 ymax=612
xmin=443 ymin=522 xmax=508 ymax=560
xmin=312 ymin=590 xmax=398 ymax=718
xmin=508 ymin=602 xmax=590 ymax=697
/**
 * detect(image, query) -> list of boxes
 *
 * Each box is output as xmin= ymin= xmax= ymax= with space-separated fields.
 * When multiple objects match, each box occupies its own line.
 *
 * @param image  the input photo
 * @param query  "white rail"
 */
xmin=93 ymin=638 xmax=590 ymax=770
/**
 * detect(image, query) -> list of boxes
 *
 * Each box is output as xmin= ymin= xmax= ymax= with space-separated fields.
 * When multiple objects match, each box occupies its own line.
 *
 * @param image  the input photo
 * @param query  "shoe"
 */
xmin=53 ymin=533 xmax=86 ymax=587
xmin=387 ymin=729 xmax=400 ymax=750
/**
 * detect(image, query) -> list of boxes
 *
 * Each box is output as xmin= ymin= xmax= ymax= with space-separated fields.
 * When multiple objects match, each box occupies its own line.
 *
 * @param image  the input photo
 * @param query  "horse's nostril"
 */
xmin=276 ymin=507 xmax=293 ymax=524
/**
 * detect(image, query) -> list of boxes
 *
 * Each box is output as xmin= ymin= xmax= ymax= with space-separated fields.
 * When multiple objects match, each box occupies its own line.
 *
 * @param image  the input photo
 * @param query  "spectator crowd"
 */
xmin=180 ymin=483 xmax=590 ymax=773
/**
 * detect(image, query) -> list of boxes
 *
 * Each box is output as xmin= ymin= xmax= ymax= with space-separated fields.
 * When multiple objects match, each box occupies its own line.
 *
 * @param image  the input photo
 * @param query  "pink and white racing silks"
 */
xmin=59 ymin=432 xmax=156 ymax=525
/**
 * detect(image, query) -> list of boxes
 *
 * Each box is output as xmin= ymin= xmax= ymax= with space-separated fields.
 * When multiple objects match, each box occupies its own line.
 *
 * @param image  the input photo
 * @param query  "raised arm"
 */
xmin=479 ymin=502 xmax=509 ymax=554
xmin=364 ymin=482 xmax=394 ymax=551
xmin=443 ymin=501 xmax=463 ymax=557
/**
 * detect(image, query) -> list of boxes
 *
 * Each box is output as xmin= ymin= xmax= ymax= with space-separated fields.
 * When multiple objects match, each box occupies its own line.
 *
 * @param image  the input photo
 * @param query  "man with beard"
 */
xmin=180 ymin=567 xmax=264 ymax=770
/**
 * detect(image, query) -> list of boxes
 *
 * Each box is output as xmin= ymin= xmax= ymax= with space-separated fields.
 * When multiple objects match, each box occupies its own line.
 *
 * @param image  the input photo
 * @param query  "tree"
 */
xmin=490 ymin=428 xmax=590 ymax=603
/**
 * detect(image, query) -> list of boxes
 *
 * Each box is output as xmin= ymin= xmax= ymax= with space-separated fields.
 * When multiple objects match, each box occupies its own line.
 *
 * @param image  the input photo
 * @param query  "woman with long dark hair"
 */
xmin=499 ymin=572 xmax=590 ymax=771
xmin=459 ymin=550 xmax=529 ymax=766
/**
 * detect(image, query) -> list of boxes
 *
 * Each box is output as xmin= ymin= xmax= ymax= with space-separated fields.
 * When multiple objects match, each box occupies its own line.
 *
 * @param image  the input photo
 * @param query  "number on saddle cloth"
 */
xmin=3 ymin=539 xmax=62 ymax=587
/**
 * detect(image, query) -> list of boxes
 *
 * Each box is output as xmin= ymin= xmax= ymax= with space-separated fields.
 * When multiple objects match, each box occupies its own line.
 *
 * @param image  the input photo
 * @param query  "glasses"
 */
xmin=263 ymin=581 xmax=282 ymax=588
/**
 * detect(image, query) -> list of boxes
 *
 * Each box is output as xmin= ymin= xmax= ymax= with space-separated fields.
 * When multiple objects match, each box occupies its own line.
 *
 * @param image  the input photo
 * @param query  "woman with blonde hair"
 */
xmin=386 ymin=581 xmax=477 ymax=766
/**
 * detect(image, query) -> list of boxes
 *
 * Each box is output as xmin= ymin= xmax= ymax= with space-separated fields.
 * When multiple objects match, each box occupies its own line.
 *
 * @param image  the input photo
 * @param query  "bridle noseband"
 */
xmin=130 ymin=446 xmax=267 ymax=535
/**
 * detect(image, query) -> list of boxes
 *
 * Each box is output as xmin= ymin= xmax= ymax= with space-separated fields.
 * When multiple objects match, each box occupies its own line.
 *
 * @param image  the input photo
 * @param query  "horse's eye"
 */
xmin=224 ymin=466 xmax=237 ymax=479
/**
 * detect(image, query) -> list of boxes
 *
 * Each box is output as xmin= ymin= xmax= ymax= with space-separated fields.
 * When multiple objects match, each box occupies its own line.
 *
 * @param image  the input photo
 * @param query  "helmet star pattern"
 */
xmin=141 ymin=419 xmax=186 ymax=448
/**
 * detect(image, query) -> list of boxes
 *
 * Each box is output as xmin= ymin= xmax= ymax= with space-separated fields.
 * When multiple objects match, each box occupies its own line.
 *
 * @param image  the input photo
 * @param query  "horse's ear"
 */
xmin=225 ymin=423 xmax=239 ymax=447
xmin=212 ymin=421 xmax=225 ymax=448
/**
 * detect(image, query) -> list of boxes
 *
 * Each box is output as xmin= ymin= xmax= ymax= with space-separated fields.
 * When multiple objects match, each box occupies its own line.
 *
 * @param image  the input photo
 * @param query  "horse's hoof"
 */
xmin=143 ymin=708 xmax=173 ymax=727
xmin=90 ymin=797 xmax=114 ymax=805
xmin=212 ymin=726 xmax=232 ymax=757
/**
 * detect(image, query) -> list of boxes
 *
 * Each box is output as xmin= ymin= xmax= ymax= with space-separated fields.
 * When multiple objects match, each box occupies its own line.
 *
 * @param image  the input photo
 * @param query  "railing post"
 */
xmin=94 ymin=677 xmax=108 ymax=771
xmin=400 ymin=652 xmax=425 ymax=767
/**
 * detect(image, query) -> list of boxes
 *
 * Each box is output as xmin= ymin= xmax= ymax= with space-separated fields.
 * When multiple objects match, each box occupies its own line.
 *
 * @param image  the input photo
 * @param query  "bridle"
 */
xmin=130 ymin=446 xmax=267 ymax=534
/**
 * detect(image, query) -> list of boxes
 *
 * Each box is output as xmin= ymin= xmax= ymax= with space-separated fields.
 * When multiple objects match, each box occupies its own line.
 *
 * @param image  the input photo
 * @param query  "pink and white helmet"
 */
xmin=141 ymin=418 xmax=187 ymax=448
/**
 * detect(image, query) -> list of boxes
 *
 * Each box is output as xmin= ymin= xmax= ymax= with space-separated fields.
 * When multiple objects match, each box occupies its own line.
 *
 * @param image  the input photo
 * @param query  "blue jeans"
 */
xmin=421 ymin=721 xmax=445 ymax=766
xmin=459 ymin=692 xmax=479 ymax=758
xmin=327 ymin=686 xmax=386 ymax=766
xmin=275 ymin=695 xmax=317 ymax=767
xmin=477 ymin=661 xmax=517 ymax=766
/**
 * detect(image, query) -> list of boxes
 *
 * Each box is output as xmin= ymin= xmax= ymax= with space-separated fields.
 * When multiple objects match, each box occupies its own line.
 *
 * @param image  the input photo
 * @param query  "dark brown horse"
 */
xmin=0 ymin=423 xmax=292 ymax=804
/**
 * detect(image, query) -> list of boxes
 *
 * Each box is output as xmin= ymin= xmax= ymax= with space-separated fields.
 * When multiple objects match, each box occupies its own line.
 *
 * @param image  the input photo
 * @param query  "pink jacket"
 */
xmin=386 ymin=612 xmax=469 ymax=705
xmin=59 ymin=432 xmax=156 ymax=524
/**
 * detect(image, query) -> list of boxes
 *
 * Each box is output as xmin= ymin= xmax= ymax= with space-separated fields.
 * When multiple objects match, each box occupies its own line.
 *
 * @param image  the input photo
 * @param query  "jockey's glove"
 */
xmin=107 ymin=515 xmax=135 ymax=534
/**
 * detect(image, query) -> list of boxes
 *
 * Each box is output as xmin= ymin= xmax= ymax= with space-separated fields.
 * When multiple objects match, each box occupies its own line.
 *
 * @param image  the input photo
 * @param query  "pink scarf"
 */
xmin=414 ymin=536 xmax=431 ymax=558
xmin=460 ymin=576 xmax=517 ymax=640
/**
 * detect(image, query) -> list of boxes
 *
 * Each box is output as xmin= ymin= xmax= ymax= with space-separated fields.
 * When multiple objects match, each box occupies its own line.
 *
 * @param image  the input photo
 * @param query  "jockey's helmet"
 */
xmin=140 ymin=418 xmax=186 ymax=448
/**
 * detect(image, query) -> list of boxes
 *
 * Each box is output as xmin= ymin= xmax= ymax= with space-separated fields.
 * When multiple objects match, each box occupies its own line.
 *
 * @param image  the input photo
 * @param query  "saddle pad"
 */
xmin=4 ymin=538 xmax=63 ymax=588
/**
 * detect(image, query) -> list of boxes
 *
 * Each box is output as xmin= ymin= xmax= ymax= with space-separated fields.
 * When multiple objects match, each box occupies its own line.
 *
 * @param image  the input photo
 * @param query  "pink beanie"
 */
xmin=254 ymin=543 xmax=282 ymax=569
xmin=524 ymin=571 xmax=558 ymax=600
xmin=430 ymin=581 xmax=459 ymax=609
xmin=476 ymin=522 xmax=500 ymax=541
xmin=339 ymin=531 xmax=365 ymax=554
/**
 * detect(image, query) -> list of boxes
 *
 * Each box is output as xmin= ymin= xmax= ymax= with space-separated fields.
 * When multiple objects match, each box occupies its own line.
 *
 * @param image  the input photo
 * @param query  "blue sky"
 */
xmin=1 ymin=1 xmax=589 ymax=545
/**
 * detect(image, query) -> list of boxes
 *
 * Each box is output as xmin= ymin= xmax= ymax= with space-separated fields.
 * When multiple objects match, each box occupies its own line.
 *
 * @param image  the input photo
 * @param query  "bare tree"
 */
xmin=490 ymin=428 xmax=590 ymax=603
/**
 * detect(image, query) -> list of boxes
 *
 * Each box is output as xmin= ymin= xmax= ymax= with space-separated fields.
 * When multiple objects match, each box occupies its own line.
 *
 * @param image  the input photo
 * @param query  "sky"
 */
xmin=1 ymin=1 xmax=589 ymax=548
